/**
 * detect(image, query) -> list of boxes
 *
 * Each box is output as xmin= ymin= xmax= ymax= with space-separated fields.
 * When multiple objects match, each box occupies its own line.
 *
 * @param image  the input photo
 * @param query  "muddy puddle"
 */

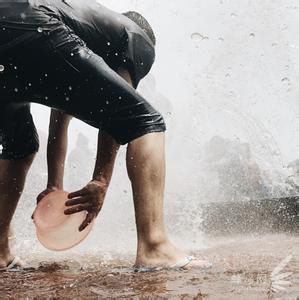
xmin=0 ymin=234 xmax=298 ymax=299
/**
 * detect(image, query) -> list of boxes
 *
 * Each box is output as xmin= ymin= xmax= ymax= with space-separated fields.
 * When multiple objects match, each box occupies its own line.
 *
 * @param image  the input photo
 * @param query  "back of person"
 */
xmin=0 ymin=0 xmax=155 ymax=88
xmin=0 ymin=0 xmax=164 ymax=147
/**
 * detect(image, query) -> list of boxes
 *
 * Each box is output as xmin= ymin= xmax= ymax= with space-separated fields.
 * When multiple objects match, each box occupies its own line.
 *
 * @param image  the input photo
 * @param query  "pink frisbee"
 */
xmin=33 ymin=190 xmax=94 ymax=251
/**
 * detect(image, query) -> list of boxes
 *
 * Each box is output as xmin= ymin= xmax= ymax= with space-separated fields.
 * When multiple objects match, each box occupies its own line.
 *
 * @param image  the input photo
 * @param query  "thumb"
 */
xmin=36 ymin=192 xmax=46 ymax=203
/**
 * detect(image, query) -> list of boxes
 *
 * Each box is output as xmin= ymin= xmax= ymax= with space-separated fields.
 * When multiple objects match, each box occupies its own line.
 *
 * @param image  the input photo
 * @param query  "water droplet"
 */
xmin=107 ymin=41 xmax=111 ymax=46
xmin=249 ymin=33 xmax=255 ymax=38
xmin=14 ymin=88 xmax=18 ymax=93
xmin=115 ymin=52 xmax=118 ymax=56
xmin=37 ymin=27 xmax=43 ymax=33
xmin=106 ymin=101 xmax=109 ymax=105
xmin=191 ymin=32 xmax=209 ymax=41
xmin=70 ymin=52 xmax=74 ymax=56
xmin=140 ymin=62 xmax=144 ymax=66
xmin=68 ymin=86 xmax=72 ymax=91
xmin=118 ymin=96 xmax=122 ymax=100
xmin=281 ymin=24 xmax=288 ymax=31
xmin=0 ymin=65 xmax=4 ymax=72
xmin=20 ymin=13 xmax=26 ymax=19
xmin=65 ymin=96 xmax=70 ymax=101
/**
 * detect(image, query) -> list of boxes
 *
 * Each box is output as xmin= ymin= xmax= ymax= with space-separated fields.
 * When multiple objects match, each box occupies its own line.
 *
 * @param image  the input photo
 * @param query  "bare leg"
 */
xmin=127 ymin=132 xmax=202 ymax=268
xmin=116 ymin=68 xmax=211 ymax=269
xmin=0 ymin=154 xmax=35 ymax=268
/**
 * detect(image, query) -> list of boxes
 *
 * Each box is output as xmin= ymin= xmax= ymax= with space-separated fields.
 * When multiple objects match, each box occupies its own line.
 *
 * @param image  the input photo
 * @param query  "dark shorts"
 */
xmin=0 ymin=103 xmax=39 ymax=159
xmin=0 ymin=5 xmax=165 ymax=158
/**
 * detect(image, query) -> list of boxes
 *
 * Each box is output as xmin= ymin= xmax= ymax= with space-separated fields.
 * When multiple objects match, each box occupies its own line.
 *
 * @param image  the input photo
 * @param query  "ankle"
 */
xmin=0 ymin=243 xmax=9 ymax=258
xmin=138 ymin=232 xmax=169 ymax=251
xmin=0 ymin=232 xmax=9 ymax=248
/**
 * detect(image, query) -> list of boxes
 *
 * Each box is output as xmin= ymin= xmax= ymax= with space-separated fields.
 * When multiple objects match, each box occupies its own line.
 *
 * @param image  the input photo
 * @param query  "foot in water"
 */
xmin=134 ymin=239 xmax=212 ymax=272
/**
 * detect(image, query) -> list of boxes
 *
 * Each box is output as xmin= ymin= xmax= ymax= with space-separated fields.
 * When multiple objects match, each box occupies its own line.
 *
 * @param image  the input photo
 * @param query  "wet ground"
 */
xmin=0 ymin=234 xmax=298 ymax=299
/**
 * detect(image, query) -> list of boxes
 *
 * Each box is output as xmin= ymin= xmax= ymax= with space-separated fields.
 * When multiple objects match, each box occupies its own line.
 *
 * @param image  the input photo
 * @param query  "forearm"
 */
xmin=47 ymin=109 xmax=72 ymax=189
xmin=92 ymin=131 xmax=120 ymax=186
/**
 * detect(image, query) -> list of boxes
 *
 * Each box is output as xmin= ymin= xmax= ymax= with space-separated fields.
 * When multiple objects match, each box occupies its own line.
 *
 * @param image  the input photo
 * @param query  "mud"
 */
xmin=0 ymin=234 xmax=298 ymax=299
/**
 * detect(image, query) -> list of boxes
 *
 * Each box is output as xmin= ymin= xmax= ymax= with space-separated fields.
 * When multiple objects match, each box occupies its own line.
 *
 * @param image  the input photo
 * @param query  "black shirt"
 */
xmin=0 ymin=0 xmax=155 ymax=87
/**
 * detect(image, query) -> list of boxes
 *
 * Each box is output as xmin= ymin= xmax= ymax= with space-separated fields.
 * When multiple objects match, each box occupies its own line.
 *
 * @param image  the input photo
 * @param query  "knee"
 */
xmin=126 ymin=131 xmax=165 ymax=179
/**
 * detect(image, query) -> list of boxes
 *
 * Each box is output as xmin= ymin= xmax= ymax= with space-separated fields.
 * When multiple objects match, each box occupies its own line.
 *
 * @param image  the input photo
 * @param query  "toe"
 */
xmin=183 ymin=258 xmax=212 ymax=270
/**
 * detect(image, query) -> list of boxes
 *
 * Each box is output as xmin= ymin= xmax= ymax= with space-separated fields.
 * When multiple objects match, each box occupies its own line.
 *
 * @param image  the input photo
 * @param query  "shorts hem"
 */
xmin=0 ymin=147 xmax=39 ymax=160
xmin=109 ymin=125 xmax=166 ymax=145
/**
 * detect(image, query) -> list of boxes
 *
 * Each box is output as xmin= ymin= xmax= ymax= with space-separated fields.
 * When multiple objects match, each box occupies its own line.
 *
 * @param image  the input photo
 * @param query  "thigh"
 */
xmin=41 ymin=32 xmax=165 ymax=145
xmin=0 ymin=24 xmax=166 ymax=145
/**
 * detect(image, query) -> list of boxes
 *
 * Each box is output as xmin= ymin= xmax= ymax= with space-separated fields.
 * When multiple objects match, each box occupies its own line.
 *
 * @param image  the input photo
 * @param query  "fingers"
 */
xmin=36 ymin=187 xmax=58 ymax=204
xmin=64 ymin=182 xmax=107 ymax=230
xmin=64 ymin=204 xmax=91 ymax=215
xmin=37 ymin=192 xmax=47 ymax=203
xmin=68 ymin=188 xmax=86 ymax=199
xmin=65 ymin=197 xmax=90 ymax=207
xmin=79 ymin=213 xmax=95 ymax=232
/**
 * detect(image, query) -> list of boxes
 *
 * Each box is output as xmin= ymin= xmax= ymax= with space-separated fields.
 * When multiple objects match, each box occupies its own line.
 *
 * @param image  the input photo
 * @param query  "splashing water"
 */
xmin=8 ymin=0 xmax=299 ymax=275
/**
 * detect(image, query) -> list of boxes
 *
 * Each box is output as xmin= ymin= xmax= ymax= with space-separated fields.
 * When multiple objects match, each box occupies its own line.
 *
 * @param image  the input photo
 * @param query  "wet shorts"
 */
xmin=0 ymin=5 xmax=166 ymax=159
xmin=0 ymin=103 xmax=39 ymax=159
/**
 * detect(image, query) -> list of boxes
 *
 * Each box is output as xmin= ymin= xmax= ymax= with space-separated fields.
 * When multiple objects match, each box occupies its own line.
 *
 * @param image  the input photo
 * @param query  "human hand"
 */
xmin=32 ymin=186 xmax=60 ymax=219
xmin=64 ymin=180 xmax=108 ymax=231
xmin=36 ymin=186 xmax=60 ymax=204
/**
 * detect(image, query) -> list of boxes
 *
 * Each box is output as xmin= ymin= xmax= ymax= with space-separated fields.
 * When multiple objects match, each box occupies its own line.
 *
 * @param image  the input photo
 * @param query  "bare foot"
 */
xmin=0 ymin=249 xmax=16 ymax=269
xmin=0 ymin=234 xmax=22 ymax=269
xmin=135 ymin=239 xmax=212 ymax=271
xmin=0 ymin=250 xmax=24 ymax=270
